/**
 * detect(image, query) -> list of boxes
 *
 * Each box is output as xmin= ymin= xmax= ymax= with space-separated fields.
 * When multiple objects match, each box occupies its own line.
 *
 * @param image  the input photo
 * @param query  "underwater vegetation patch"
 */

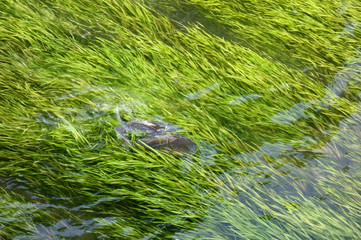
xmin=1 ymin=0 xmax=361 ymax=239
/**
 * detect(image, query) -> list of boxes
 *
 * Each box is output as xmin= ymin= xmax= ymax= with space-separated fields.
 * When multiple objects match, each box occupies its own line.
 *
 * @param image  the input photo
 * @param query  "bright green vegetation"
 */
xmin=1 ymin=0 xmax=361 ymax=239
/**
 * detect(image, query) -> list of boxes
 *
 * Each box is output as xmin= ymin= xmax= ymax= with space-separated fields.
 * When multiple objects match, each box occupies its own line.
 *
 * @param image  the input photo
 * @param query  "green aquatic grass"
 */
xmin=152 ymin=0 xmax=361 ymax=76
xmin=176 ymin=109 xmax=361 ymax=239
xmin=1 ymin=0 xmax=361 ymax=239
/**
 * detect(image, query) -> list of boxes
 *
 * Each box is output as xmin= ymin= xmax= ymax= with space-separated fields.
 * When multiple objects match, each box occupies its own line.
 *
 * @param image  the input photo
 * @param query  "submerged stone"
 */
xmin=115 ymin=120 xmax=197 ymax=154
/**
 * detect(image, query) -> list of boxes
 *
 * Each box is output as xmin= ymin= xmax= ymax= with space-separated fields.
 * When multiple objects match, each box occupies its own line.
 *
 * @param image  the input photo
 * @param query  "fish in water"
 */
xmin=114 ymin=120 xmax=197 ymax=154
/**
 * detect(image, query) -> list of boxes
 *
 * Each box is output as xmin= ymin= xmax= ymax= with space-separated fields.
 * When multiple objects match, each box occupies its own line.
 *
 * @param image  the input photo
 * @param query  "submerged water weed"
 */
xmin=176 ymin=104 xmax=361 ymax=240
xmin=1 ymin=0 xmax=361 ymax=239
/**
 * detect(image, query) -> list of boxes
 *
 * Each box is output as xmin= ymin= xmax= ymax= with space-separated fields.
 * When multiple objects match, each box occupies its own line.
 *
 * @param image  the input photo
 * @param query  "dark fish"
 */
xmin=115 ymin=120 xmax=197 ymax=154
xmin=137 ymin=134 xmax=198 ymax=154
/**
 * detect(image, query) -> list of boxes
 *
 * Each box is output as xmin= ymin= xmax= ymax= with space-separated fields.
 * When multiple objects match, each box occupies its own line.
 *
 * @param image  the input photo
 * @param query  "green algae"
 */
xmin=0 ymin=0 xmax=361 ymax=239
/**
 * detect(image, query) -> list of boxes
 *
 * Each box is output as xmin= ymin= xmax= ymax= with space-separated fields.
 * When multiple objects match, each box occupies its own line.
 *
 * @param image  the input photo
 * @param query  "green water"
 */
xmin=1 ymin=0 xmax=361 ymax=239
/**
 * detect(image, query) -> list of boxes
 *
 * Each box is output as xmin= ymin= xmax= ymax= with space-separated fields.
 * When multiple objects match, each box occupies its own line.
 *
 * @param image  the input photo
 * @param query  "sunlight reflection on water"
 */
xmin=185 ymin=83 xmax=220 ymax=101
xmin=270 ymin=101 xmax=314 ymax=125
xmin=271 ymin=55 xmax=361 ymax=125
xmin=18 ymin=217 xmax=117 ymax=240
xmin=175 ymin=55 xmax=361 ymax=240
xmin=229 ymin=94 xmax=261 ymax=105
xmin=175 ymin=107 xmax=361 ymax=239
